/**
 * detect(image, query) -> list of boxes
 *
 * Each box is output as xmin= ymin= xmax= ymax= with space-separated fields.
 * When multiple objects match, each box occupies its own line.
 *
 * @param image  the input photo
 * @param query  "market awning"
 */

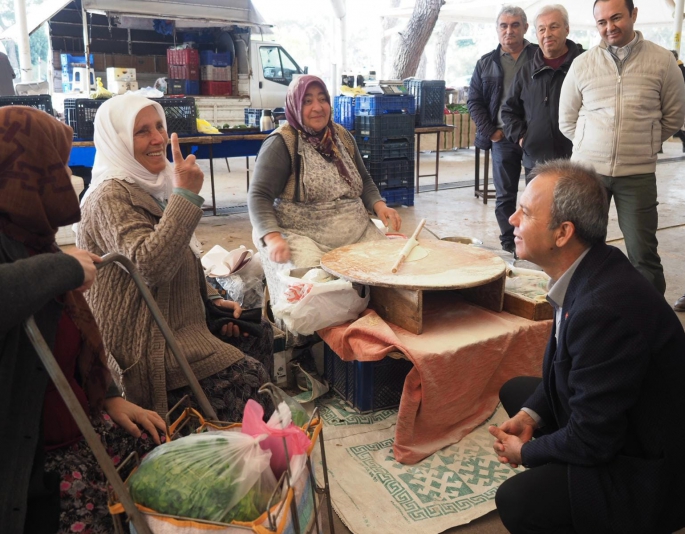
xmin=0 ymin=0 xmax=270 ymax=40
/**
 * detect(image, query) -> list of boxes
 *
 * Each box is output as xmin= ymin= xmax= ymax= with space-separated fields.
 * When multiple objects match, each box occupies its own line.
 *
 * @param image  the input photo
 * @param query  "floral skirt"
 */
xmin=44 ymin=414 xmax=159 ymax=534
xmin=167 ymin=354 xmax=273 ymax=424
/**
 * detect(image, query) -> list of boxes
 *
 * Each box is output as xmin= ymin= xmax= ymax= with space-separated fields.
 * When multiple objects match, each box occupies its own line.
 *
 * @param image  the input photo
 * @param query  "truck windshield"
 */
xmin=259 ymin=46 xmax=303 ymax=86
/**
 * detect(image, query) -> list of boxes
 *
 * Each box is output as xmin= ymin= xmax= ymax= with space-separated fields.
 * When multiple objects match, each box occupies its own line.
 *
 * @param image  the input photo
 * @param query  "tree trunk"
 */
xmin=416 ymin=51 xmax=427 ymax=79
xmin=390 ymin=0 xmax=444 ymax=80
xmin=433 ymin=21 xmax=456 ymax=80
xmin=380 ymin=0 xmax=401 ymax=79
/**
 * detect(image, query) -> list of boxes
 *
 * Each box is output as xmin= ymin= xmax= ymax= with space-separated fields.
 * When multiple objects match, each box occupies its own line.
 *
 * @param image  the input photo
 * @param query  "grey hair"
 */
xmin=496 ymin=5 xmax=528 ymax=26
xmin=535 ymin=4 xmax=570 ymax=28
xmin=530 ymin=159 xmax=608 ymax=246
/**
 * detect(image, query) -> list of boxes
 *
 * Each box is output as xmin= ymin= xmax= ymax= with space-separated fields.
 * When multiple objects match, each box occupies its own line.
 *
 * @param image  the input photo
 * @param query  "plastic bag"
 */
xmin=271 ymin=268 xmax=369 ymax=335
xmin=242 ymin=399 xmax=311 ymax=479
xmin=128 ymin=431 xmax=276 ymax=523
xmin=260 ymin=383 xmax=310 ymax=427
xmin=215 ymin=252 xmax=265 ymax=309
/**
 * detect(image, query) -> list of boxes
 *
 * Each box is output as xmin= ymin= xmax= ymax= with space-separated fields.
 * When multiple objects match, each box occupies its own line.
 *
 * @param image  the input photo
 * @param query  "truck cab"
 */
xmin=250 ymin=41 xmax=305 ymax=109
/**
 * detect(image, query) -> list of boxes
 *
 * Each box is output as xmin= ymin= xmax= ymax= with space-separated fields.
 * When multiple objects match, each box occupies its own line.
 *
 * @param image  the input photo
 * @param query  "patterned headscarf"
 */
xmin=285 ymin=75 xmax=354 ymax=186
xmin=0 ymin=106 xmax=79 ymax=249
xmin=0 ymin=106 xmax=111 ymax=414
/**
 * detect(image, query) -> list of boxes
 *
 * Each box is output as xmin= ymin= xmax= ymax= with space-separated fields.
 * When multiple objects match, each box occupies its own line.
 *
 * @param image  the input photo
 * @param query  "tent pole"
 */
xmin=13 ymin=0 xmax=32 ymax=82
xmin=675 ymin=0 xmax=685 ymax=56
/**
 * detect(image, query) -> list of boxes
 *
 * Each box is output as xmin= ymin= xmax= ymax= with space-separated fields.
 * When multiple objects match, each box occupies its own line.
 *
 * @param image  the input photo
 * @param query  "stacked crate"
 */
xmin=354 ymin=94 xmax=416 ymax=207
xmin=403 ymin=78 xmax=446 ymax=127
xmin=200 ymin=51 xmax=233 ymax=96
xmin=60 ymin=54 xmax=93 ymax=93
xmin=166 ymin=48 xmax=200 ymax=95
xmin=333 ymin=95 xmax=355 ymax=130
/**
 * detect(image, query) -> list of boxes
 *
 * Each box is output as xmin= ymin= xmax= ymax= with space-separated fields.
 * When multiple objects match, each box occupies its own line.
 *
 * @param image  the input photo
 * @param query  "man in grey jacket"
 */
xmin=558 ymin=0 xmax=685 ymax=294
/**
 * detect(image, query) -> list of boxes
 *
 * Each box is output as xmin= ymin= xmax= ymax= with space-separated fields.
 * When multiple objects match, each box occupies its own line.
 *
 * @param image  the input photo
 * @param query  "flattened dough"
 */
xmin=405 ymin=245 xmax=429 ymax=262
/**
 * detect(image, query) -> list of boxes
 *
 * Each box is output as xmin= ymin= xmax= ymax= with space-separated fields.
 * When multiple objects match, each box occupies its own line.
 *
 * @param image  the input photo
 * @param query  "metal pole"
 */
xmin=97 ymin=253 xmax=218 ymax=420
xmin=24 ymin=317 xmax=153 ymax=534
xmin=675 ymin=0 xmax=685 ymax=56
xmin=82 ymin=3 xmax=91 ymax=87
xmin=13 ymin=0 xmax=32 ymax=82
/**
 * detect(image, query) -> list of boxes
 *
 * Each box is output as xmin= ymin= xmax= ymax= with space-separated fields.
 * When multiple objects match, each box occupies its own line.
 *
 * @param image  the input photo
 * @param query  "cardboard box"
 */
xmin=112 ymin=54 xmax=133 ymax=68
xmin=106 ymin=67 xmax=136 ymax=82
xmin=108 ymin=80 xmax=139 ymax=95
xmin=92 ymin=53 xmax=106 ymax=72
xmin=155 ymin=55 xmax=168 ymax=74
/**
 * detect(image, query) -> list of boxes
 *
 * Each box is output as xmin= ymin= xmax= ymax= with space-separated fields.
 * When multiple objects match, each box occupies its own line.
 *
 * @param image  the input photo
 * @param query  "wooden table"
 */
xmin=320 ymin=239 xmax=507 ymax=334
xmin=70 ymin=133 xmax=269 ymax=216
xmin=414 ymin=125 xmax=456 ymax=193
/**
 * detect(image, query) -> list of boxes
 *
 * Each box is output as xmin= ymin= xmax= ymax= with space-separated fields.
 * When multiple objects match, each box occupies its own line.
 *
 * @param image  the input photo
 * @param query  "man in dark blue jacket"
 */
xmin=501 ymin=5 xmax=580 ymax=177
xmin=490 ymin=159 xmax=685 ymax=533
xmin=468 ymin=5 xmax=537 ymax=256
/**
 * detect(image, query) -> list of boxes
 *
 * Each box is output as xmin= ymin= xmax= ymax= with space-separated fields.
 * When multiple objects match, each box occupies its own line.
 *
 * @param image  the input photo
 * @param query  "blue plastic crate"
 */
xmin=168 ymin=79 xmax=200 ymax=95
xmin=382 ymin=186 xmax=415 ymax=207
xmin=333 ymin=95 xmax=355 ymax=130
xmin=355 ymin=95 xmax=415 ymax=116
xmin=324 ymin=343 xmax=413 ymax=413
xmin=200 ymin=50 xmax=233 ymax=67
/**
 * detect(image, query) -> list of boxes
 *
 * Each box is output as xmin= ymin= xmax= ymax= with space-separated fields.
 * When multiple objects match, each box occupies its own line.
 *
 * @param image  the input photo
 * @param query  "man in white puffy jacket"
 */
xmin=558 ymin=0 xmax=685 ymax=295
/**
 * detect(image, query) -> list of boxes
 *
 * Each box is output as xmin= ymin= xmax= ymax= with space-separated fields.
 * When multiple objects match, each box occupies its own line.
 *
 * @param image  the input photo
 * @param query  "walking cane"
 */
xmin=23 ymin=252 xmax=218 ymax=533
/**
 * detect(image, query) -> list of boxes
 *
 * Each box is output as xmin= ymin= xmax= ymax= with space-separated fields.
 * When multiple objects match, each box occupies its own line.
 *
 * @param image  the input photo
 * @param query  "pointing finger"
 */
xmin=170 ymin=133 xmax=183 ymax=164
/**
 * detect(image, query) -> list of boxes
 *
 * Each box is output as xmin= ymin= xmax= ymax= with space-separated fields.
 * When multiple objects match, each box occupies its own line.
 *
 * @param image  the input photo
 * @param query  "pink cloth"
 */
xmin=319 ymin=296 xmax=552 ymax=464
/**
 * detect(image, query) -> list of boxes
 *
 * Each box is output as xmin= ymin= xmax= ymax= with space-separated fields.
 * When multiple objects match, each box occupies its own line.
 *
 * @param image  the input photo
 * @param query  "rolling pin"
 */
xmin=392 ymin=218 xmax=427 ymax=273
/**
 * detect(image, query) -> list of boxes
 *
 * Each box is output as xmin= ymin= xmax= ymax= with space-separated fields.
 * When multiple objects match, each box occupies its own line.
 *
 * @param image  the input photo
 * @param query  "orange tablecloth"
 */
xmin=319 ymin=296 xmax=552 ymax=464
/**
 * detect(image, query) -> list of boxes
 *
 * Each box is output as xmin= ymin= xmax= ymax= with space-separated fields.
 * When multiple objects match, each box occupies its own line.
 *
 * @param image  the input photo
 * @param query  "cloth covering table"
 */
xmin=319 ymin=295 xmax=552 ymax=464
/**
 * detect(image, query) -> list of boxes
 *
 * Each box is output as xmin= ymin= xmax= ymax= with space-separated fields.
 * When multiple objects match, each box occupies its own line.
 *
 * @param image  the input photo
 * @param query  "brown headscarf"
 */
xmin=284 ymin=75 xmax=354 ymax=186
xmin=0 ymin=106 xmax=111 ymax=414
xmin=0 ymin=106 xmax=80 ymax=250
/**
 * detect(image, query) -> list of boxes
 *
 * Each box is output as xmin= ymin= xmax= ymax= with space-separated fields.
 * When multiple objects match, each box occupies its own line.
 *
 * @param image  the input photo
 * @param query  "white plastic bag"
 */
xmin=271 ymin=268 xmax=369 ymax=335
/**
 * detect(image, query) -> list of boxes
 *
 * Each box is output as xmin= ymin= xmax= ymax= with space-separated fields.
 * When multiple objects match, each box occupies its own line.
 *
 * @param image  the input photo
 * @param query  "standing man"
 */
xmin=559 ymin=0 xmax=685 ymax=294
xmin=0 ymin=51 xmax=15 ymax=96
xmin=501 ymin=5 xmax=580 ymax=176
xmin=468 ymin=6 xmax=537 ymax=256
xmin=491 ymin=159 xmax=685 ymax=533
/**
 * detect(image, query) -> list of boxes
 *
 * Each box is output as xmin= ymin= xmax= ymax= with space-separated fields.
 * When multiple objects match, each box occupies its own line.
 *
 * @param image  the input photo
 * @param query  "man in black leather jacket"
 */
xmin=468 ymin=5 xmax=537 ymax=256
xmin=501 ymin=5 xmax=580 ymax=178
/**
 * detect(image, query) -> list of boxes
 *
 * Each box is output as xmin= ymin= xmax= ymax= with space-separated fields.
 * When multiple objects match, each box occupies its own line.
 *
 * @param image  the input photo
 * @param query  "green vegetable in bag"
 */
xmin=128 ymin=432 xmax=276 ymax=523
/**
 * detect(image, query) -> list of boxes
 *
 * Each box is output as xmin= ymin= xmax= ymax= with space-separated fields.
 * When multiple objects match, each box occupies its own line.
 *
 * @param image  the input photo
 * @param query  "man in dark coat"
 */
xmin=467 ymin=5 xmax=537 ymax=256
xmin=490 ymin=159 xmax=685 ymax=534
xmin=0 ymin=51 xmax=15 ymax=96
xmin=501 ymin=5 xmax=580 ymax=176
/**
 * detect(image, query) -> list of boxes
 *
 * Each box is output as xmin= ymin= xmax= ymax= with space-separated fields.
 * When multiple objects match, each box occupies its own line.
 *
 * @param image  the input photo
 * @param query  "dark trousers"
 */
xmin=496 ymin=377 xmax=575 ymax=534
xmin=599 ymin=173 xmax=665 ymax=294
xmin=490 ymin=138 xmax=524 ymax=246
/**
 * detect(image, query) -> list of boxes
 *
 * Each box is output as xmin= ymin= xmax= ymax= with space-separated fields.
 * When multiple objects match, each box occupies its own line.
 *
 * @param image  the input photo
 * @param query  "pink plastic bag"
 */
xmin=241 ymin=400 xmax=310 ymax=478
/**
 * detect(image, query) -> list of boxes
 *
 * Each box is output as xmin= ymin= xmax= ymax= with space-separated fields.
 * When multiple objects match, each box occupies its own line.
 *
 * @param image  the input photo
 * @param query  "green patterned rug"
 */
xmin=313 ymin=405 xmax=521 ymax=534
xmin=315 ymin=394 xmax=397 ymax=427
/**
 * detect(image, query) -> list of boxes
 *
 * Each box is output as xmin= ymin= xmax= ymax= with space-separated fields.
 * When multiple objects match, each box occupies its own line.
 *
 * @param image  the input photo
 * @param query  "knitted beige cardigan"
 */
xmin=77 ymin=180 xmax=243 ymax=415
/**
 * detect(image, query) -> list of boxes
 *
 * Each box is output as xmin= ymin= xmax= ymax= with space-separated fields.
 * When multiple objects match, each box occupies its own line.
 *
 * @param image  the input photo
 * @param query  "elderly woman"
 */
xmin=0 ymin=106 xmax=165 ymax=533
xmin=248 ymin=75 xmax=402 ymax=318
xmin=77 ymin=95 xmax=272 ymax=422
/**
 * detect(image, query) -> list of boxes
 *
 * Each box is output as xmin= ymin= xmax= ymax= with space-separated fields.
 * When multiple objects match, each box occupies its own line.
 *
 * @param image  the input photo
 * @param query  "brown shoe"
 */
xmin=674 ymin=295 xmax=685 ymax=312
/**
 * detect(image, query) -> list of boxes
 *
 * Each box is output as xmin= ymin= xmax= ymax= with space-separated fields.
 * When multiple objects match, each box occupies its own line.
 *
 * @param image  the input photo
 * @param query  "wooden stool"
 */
xmin=474 ymin=147 xmax=496 ymax=204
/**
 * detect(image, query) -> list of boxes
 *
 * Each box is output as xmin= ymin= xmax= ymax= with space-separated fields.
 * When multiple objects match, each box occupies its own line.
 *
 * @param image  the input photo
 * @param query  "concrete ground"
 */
xmin=192 ymin=141 xmax=685 ymax=534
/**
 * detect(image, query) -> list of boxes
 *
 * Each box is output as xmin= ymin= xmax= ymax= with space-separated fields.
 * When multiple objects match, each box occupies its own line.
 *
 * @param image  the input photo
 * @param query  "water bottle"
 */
xmin=260 ymin=109 xmax=274 ymax=131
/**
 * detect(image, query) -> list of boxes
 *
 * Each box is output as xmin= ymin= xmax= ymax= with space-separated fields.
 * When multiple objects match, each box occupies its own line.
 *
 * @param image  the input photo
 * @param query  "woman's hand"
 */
xmin=170 ymin=133 xmax=204 ymax=194
xmin=64 ymin=248 xmax=102 ymax=292
xmin=213 ymin=299 xmax=248 ymax=337
xmin=264 ymin=232 xmax=291 ymax=263
xmin=373 ymin=201 xmax=402 ymax=232
xmin=103 ymin=396 xmax=166 ymax=445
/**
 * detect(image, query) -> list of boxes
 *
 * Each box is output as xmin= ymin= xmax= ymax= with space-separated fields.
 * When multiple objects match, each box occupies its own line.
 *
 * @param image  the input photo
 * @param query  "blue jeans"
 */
xmin=490 ymin=138 xmax=524 ymax=246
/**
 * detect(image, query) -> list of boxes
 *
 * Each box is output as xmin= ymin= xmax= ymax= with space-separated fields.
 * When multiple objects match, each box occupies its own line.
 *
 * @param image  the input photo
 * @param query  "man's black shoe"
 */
xmin=502 ymin=242 xmax=518 ymax=259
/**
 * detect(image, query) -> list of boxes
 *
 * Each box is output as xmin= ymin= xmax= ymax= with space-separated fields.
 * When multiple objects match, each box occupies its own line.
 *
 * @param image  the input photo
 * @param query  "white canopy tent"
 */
xmin=388 ymin=0 xmax=683 ymax=31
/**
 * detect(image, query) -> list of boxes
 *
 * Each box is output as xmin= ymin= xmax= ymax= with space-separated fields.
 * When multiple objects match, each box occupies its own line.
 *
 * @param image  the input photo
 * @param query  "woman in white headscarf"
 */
xmin=77 ymin=95 xmax=272 ymax=421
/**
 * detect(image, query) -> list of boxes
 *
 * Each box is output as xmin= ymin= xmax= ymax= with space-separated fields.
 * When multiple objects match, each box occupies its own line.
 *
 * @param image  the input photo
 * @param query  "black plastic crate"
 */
xmin=324 ymin=343 xmax=413 ymax=413
xmin=0 ymin=94 xmax=54 ymax=115
xmin=357 ymin=137 xmax=414 ymax=163
xmin=64 ymin=98 xmax=105 ymax=140
xmin=244 ymin=108 xmax=264 ymax=127
xmin=64 ymin=97 xmax=197 ymax=140
xmin=354 ymin=113 xmax=415 ymax=141
xmin=403 ymin=79 xmax=446 ymax=127
xmin=152 ymin=97 xmax=197 ymax=135
xmin=364 ymin=157 xmax=414 ymax=189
